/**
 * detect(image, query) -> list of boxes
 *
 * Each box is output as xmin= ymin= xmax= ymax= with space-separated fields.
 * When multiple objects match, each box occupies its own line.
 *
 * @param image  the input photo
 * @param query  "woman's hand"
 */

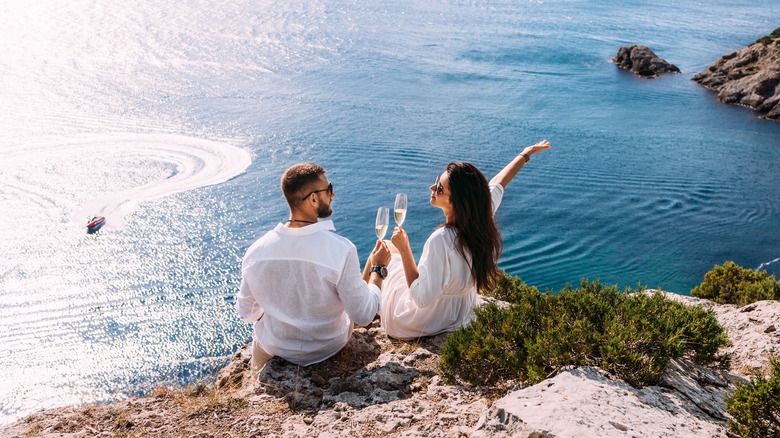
xmin=390 ymin=226 xmax=412 ymax=257
xmin=391 ymin=227 xmax=420 ymax=287
xmin=521 ymin=139 xmax=551 ymax=157
xmin=369 ymin=239 xmax=391 ymax=266
xmin=490 ymin=139 xmax=552 ymax=188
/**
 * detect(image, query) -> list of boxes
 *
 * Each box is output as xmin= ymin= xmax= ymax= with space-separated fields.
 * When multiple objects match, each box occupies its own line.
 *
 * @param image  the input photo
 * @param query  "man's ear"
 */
xmin=304 ymin=193 xmax=317 ymax=208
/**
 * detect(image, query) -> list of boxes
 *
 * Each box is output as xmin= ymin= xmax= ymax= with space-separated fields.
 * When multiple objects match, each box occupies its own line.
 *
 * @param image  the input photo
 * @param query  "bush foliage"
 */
xmin=440 ymin=275 xmax=729 ymax=387
xmin=691 ymin=261 xmax=780 ymax=306
xmin=756 ymin=27 xmax=780 ymax=45
xmin=726 ymin=357 xmax=780 ymax=438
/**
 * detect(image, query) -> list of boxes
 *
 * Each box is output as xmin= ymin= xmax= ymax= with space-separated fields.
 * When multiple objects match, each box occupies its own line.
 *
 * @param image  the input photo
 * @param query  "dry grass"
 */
xmin=152 ymin=380 xmax=248 ymax=419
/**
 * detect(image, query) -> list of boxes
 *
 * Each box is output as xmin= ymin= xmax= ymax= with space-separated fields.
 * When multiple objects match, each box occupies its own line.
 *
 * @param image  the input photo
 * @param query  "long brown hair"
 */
xmin=444 ymin=162 xmax=502 ymax=291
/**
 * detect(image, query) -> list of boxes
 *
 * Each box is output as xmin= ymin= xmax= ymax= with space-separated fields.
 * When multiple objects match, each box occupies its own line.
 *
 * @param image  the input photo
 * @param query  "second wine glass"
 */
xmin=394 ymin=193 xmax=407 ymax=226
xmin=375 ymin=207 xmax=389 ymax=240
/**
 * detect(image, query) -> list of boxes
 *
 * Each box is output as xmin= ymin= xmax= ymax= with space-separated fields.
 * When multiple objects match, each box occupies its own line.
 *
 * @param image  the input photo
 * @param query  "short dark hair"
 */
xmin=281 ymin=163 xmax=326 ymax=207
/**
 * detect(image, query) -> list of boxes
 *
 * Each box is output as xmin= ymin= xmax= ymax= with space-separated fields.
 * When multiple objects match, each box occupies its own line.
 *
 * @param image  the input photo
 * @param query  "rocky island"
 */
xmin=693 ymin=28 xmax=780 ymax=121
xmin=2 ymin=280 xmax=778 ymax=437
xmin=613 ymin=45 xmax=681 ymax=78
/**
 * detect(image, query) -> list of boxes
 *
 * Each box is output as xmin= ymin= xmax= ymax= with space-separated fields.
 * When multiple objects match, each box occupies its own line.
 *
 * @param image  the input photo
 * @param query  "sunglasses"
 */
xmin=433 ymin=174 xmax=446 ymax=195
xmin=302 ymin=182 xmax=333 ymax=200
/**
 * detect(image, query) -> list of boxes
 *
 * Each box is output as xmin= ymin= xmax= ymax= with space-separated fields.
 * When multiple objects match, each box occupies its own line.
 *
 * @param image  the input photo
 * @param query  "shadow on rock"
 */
xmin=252 ymin=321 xmax=441 ymax=413
xmin=566 ymin=359 xmax=739 ymax=424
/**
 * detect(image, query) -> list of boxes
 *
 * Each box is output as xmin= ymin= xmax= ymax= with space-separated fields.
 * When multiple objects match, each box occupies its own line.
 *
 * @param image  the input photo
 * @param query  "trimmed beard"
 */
xmin=317 ymin=201 xmax=332 ymax=218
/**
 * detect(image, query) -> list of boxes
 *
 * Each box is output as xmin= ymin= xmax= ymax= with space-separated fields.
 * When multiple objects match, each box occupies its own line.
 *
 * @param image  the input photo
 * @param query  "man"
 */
xmin=236 ymin=163 xmax=390 ymax=370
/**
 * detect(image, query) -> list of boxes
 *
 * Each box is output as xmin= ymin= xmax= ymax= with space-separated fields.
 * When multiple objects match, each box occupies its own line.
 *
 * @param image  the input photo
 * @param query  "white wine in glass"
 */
xmin=394 ymin=193 xmax=407 ymax=226
xmin=375 ymin=207 xmax=389 ymax=240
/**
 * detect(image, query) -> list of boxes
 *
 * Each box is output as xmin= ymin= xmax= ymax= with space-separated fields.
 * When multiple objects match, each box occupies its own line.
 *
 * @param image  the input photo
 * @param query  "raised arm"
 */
xmin=489 ymin=140 xmax=551 ymax=188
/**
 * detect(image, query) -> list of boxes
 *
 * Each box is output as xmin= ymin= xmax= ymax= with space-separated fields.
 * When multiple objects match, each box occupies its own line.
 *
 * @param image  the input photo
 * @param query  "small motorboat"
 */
xmin=86 ymin=216 xmax=106 ymax=234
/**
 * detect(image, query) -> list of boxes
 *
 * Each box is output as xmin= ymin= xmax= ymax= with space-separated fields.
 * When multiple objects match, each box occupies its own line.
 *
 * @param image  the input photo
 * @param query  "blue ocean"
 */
xmin=1 ymin=0 xmax=779 ymax=423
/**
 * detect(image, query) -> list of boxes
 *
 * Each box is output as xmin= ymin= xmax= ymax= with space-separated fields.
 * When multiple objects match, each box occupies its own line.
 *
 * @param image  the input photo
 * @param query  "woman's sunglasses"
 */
xmin=434 ymin=175 xmax=446 ymax=195
xmin=302 ymin=182 xmax=333 ymax=200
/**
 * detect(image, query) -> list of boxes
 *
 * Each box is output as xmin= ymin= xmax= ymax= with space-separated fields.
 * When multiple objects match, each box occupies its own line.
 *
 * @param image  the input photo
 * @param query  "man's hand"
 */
xmin=370 ymin=239 xmax=391 ymax=266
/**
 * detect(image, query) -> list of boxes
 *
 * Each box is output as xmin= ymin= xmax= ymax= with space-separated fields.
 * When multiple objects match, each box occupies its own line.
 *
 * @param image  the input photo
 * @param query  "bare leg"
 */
xmin=251 ymin=340 xmax=273 ymax=371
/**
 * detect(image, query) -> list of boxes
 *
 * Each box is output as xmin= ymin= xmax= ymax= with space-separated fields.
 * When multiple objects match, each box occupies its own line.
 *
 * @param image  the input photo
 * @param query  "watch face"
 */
xmin=372 ymin=266 xmax=387 ymax=278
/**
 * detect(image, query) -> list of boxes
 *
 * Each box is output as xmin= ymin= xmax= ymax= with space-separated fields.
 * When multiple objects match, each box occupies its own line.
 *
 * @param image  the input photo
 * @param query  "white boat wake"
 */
xmin=757 ymin=257 xmax=780 ymax=271
xmin=1 ymin=134 xmax=252 ymax=230
xmin=74 ymin=134 xmax=252 ymax=228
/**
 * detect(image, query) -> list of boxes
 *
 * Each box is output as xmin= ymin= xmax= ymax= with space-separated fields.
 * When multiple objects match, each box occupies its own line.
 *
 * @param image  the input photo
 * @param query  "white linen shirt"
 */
xmin=236 ymin=220 xmax=380 ymax=366
xmin=380 ymin=184 xmax=504 ymax=339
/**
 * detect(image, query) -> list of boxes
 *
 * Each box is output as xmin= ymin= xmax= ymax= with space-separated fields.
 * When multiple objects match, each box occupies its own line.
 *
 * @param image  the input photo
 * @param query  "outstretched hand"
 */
xmin=490 ymin=139 xmax=552 ymax=188
xmin=522 ymin=139 xmax=551 ymax=157
xmin=370 ymin=239 xmax=391 ymax=266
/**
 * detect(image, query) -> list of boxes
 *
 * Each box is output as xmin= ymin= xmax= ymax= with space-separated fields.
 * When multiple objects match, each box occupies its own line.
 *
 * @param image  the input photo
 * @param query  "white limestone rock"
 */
xmin=475 ymin=364 xmax=735 ymax=438
xmin=655 ymin=292 xmax=780 ymax=377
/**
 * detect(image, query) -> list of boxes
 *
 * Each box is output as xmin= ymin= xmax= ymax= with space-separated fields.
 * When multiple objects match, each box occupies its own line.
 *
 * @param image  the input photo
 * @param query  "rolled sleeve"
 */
xmin=490 ymin=183 xmax=504 ymax=214
xmin=336 ymin=248 xmax=381 ymax=326
xmin=235 ymin=273 xmax=264 ymax=323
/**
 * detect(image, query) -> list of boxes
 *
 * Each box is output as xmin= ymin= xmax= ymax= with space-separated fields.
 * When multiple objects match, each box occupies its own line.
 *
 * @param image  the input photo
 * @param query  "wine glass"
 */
xmin=375 ymin=207 xmax=389 ymax=240
xmin=394 ymin=193 xmax=407 ymax=226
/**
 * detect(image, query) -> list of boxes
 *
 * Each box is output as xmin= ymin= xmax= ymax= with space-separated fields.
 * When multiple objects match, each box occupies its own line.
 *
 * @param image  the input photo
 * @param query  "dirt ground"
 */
xmin=1 ymin=321 xmax=508 ymax=438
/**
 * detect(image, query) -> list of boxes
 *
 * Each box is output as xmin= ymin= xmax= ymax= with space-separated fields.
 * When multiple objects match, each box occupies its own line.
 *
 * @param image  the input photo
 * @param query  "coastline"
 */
xmin=693 ymin=28 xmax=780 ymax=121
xmin=3 ymin=291 xmax=778 ymax=438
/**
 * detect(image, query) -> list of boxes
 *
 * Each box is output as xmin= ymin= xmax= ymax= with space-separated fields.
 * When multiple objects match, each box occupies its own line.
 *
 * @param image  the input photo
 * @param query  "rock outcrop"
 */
xmin=475 ymin=361 xmax=738 ymax=437
xmin=2 ymin=295 xmax=779 ymax=437
xmin=693 ymin=34 xmax=780 ymax=121
xmin=658 ymin=293 xmax=780 ymax=377
xmin=613 ymin=45 xmax=681 ymax=78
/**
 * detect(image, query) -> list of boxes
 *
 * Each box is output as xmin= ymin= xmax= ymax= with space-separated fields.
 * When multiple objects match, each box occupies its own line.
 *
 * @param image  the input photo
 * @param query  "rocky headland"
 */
xmin=2 ymin=293 xmax=778 ymax=437
xmin=693 ymin=28 xmax=780 ymax=121
xmin=613 ymin=45 xmax=681 ymax=78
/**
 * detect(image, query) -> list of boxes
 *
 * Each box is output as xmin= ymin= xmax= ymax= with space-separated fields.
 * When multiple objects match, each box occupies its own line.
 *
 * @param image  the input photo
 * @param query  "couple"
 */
xmin=235 ymin=140 xmax=551 ymax=370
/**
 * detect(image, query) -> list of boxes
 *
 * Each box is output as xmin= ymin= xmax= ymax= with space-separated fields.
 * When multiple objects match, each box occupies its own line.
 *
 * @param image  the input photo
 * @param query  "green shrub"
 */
xmin=443 ymin=277 xmax=550 ymax=384
xmin=726 ymin=357 xmax=780 ymax=438
xmin=757 ymin=27 xmax=780 ymax=45
xmin=485 ymin=271 xmax=540 ymax=303
xmin=691 ymin=261 xmax=780 ymax=306
xmin=441 ymin=275 xmax=729 ymax=387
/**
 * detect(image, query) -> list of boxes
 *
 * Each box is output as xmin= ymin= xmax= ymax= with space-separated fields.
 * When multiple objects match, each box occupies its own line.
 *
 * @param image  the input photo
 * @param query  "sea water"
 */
xmin=1 ymin=0 xmax=779 ymax=423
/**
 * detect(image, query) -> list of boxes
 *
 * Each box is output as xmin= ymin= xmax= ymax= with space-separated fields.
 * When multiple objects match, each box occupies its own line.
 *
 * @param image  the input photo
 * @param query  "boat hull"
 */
xmin=86 ymin=217 xmax=106 ymax=234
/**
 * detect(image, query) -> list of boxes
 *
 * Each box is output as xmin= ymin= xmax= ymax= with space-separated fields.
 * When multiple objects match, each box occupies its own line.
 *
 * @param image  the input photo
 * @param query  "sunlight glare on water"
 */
xmin=0 ymin=134 xmax=251 ymax=422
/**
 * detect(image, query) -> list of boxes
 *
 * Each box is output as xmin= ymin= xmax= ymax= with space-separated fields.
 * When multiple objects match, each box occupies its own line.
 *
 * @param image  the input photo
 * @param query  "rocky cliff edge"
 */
xmin=2 ymin=294 xmax=778 ymax=437
xmin=693 ymin=31 xmax=780 ymax=121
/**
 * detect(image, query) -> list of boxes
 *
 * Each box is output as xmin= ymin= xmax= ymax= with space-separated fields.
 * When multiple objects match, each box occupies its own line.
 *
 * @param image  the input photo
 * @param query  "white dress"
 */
xmin=380 ymin=184 xmax=504 ymax=340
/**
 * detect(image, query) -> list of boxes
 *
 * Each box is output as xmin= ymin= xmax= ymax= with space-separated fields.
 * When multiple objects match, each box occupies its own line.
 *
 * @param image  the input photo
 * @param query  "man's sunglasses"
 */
xmin=302 ymin=182 xmax=333 ymax=200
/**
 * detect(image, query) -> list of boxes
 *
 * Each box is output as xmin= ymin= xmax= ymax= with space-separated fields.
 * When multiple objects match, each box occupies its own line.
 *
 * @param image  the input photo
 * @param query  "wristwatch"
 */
xmin=370 ymin=265 xmax=388 ymax=279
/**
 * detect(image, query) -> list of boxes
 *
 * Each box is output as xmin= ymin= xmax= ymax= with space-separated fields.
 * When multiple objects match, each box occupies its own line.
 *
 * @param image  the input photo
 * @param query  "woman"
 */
xmin=380 ymin=140 xmax=551 ymax=340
